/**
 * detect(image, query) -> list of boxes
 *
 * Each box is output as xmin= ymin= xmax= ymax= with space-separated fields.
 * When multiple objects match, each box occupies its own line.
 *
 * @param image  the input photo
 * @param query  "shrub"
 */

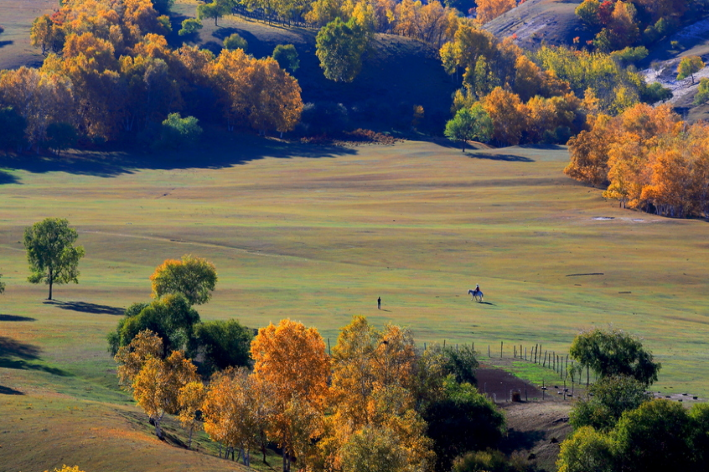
xmin=223 ymin=33 xmax=247 ymax=51
xmin=694 ymin=78 xmax=709 ymax=105
xmin=272 ymin=44 xmax=299 ymax=72
xmin=45 ymin=122 xmax=78 ymax=154
xmin=155 ymin=113 xmax=202 ymax=150
xmin=178 ymin=18 xmax=203 ymax=36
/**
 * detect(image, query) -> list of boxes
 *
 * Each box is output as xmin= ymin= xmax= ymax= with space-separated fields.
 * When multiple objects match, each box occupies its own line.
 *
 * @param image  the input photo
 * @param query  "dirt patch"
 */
xmin=500 ymin=402 xmax=573 ymax=471
xmin=477 ymin=367 xmax=543 ymax=401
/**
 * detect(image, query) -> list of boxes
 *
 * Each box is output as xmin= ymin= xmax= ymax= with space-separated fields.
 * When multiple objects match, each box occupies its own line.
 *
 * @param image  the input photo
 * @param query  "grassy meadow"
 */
xmin=1 ymin=134 xmax=709 ymax=469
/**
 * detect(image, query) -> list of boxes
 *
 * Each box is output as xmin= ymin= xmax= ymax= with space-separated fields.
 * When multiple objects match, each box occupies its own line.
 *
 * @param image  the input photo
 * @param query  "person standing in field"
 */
xmin=378 ymin=297 xmax=381 ymax=310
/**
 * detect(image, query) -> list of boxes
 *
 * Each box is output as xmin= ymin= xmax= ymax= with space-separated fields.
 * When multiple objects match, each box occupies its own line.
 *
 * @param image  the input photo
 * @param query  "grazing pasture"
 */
xmin=0 ymin=134 xmax=708 ymax=469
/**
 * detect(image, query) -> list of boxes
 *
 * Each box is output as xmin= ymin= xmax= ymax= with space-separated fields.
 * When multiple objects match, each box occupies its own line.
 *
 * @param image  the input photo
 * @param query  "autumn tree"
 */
xmin=178 ymin=381 xmax=206 ymax=449
xmin=251 ymin=319 xmax=330 ymax=471
xmin=202 ymin=367 xmax=276 ymax=465
xmin=132 ymin=349 xmax=199 ymax=439
xmin=677 ymin=55 xmax=705 ymax=84
xmin=114 ymin=329 xmax=164 ymax=389
xmin=315 ymin=17 xmax=369 ymax=83
xmin=482 ymin=87 xmax=528 ymax=146
xmin=150 ymin=254 xmax=217 ymax=305
xmin=444 ymin=104 xmax=493 ymax=151
xmin=23 ymin=218 xmax=85 ymax=300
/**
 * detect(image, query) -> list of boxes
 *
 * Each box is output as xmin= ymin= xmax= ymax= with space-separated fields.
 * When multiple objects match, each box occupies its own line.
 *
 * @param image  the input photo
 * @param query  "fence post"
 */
xmin=500 ymin=341 xmax=503 ymax=359
xmin=443 ymin=339 xmax=446 ymax=348
xmin=488 ymin=345 xmax=491 ymax=357
xmin=328 ymin=338 xmax=331 ymax=356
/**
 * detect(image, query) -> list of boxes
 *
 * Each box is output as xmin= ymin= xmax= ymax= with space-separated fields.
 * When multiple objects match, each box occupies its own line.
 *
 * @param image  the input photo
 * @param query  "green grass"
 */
xmin=2 ymin=134 xmax=709 ymax=469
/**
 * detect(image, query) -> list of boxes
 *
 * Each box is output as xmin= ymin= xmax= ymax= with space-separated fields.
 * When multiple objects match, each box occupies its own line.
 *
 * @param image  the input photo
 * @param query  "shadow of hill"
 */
xmin=45 ymin=300 xmax=125 ymax=315
xmin=0 ymin=385 xmax=23 ymax=395
xmin=0 ymin=314 xmax=36 ymax=322
xmin=0 ymin=130 xmax=358 ymax=178
xmin=0 ymin=336 xmax=70 ymax=376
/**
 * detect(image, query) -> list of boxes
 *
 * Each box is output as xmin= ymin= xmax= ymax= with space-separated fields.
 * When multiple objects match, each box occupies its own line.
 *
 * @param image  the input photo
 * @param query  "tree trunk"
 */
xmin=48 ymin=267 xmax=53 ymax=300
xmin=187 ymin=426 xmax=193 ymax=449
xmin=283 ymin=447 xmax=288 ymax=472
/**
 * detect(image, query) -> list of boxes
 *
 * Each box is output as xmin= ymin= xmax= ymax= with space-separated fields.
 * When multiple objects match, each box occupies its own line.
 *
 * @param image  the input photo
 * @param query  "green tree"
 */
xmin=694 ymin=78 xmax=709 ymax=105
xmin=150 ymin=254 xmax=217 ymax=305
xmin=273 ymin=44 xmax=299 ymax=73
xmin=190 ymin=319 xmax=254 ymax=373
xmin=612 ymin=399 xmax=694 ymax=471
xmin=0 ymin=107 xmax=27 ymax=154
xmin=570 ymin=375 xmax=652 ymax=432
xmin=442 ymin=344 xmax=478 ymax=385
xmin=24 ymin=218 xmax=85 ymax=300
xmin=153 ymin=0 xmax=176 ymax=14
xmin=641 ymin=82 xmax=673 ymax=103
xmin=223 ymin=33 xmax=248 ymax=51
xmin=677 ymin=56 xmax=705 ymax=84
xmin=315 ymin=17 xmax=369 ymax=83
xmin=557 ymin=425 xmax=617 ymax=472
xmin=178 ymin=18 xmax=203 ymax=36
xmin=575 ymin=0 xmax=601 ymax=26
xmin=444 ymin=104 xmax=493 ymax=152
xmin=45 ymin=122 xmax=78 ymax=155
xmin=423 ymin=377 xmax=506 ymax=471
xmin=111 ymin=294 xmax=200 ymax=353
xmin=197 ymin=0 xmax=233 ymax=26
xmin=156 ymin=114 xmax=202 ymax=150
xmin=569 ymin=327 xmax=661 ymax=386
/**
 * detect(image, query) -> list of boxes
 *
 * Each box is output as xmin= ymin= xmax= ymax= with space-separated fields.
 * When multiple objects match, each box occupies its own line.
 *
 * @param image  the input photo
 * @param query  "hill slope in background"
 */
xmin=483 ymin=0 xmax=589 ymax=50
xmin=170 ymin=0 xmax=458 ymax=133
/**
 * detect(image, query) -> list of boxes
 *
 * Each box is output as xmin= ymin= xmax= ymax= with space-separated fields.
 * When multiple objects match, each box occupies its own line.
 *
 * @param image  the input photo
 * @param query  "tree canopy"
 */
xmin=23 ymin=218 xmax=85 ymax=300
xmin=444 ymin=104 xmax=493 ymax=151
xmin=315 ymin=17 xmax=369 ymax=83
xmin=150 ymin=254 xmax=217 ymax=305
xmin=569 ymin=327 xmax=661 ymax=386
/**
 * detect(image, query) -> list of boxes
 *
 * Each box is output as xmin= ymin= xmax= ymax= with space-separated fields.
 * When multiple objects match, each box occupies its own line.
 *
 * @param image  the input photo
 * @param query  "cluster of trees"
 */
xmin=0 ymin=0 xmax=302 ymax=152
xmin=575 ymin=0 xmax=709 ymax=52
xmin=559 ymin=327 xmax=709 ymax=471
xmin=113 ymin=310 xmax=511 ymax=471
xmin=565 ymin=103 xmax=709 ymax=218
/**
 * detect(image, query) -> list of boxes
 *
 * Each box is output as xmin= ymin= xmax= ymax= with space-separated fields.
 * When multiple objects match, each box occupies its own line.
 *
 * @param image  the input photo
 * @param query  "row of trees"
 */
xmin=0 ymin=0 xmax=303 ymax=150
xmin=565 ymin=103 xmax=709 ymax=218
xmin=113 ymin=311 xmax=508 ymax=471
xmin=575 ymin=0 xmax=709 ymax=53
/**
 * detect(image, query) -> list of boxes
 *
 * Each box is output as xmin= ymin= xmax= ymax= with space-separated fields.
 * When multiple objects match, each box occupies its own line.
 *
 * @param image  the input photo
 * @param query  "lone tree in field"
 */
xmin=24 ymin=218 xmax=85 ymax=300
xmin=569 ymin=327 xmax=661 ymax=386
xmin=445 ymin=104 xmax=493 ymax=152
xmin=150 ymin=254 xmax=217 ymax=305
xmin=677 ymin=56 xmax=705 ymax=84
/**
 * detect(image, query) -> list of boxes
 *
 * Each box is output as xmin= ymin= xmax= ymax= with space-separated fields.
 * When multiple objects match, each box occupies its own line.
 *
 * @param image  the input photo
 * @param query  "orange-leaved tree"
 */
xmin=178 ymin=381 xmax=206 ymax=450
xmin=114 ymin=329 xmax=164 ymax=390
xmin=475 ymin=0 xmax=517 ymax=24
xmin=132 ymin=349 xmax=199 ymax=439
xmin=251 ymin=319 xmax=330 ymax=471
xmin=202 ymin=367 xmax=275 ymax=465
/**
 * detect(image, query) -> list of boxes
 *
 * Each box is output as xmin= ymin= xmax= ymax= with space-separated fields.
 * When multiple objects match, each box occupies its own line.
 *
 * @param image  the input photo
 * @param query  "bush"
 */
xmin=299 ymin=102 xmax=350 ymax=135
xmin=272 ymin=44 xmax=299 ymax=72
xmin=45 ymin=122 xmax=78 ymax=154
xmin=642 ymin=82 xmax=673 ymax=103
xmin=694 ymin=78 xmax=709 ymax=105
xmin=155 ymin=113 xmax=202 ymax=150
xmin=424 ymin=378 xmax=506 ymax=471
xmin=190 ymin=319 xmax=253 ymax=374
xmin=223 ymin=33 xmax=248 ymax=51
xmin=178 ymin=18 xmax=203 ymax=37
xmin=452 ymin=449 xmax=512 ymax=472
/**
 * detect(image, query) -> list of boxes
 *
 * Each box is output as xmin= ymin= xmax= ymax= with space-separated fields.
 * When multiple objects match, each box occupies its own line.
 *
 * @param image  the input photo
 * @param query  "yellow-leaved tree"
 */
xmin=114 ymin=329 xmax=164 ymax=390
xmin=178 ymin=381 xmax=206 ymax=450
xmin=251 ymin=319 xmax=330 ymax=471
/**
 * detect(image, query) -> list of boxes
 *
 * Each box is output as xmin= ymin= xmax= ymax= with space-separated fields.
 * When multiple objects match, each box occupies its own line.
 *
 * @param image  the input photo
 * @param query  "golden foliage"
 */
xmin=475 ymin=0 xmax=517 ymax=24
xmin=113 ymin=329 xmax=163 ymax=390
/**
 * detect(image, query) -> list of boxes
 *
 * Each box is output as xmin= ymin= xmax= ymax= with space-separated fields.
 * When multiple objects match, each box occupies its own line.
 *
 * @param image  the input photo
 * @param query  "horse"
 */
xmin=468 ymin=288 xmax=483 ymax=302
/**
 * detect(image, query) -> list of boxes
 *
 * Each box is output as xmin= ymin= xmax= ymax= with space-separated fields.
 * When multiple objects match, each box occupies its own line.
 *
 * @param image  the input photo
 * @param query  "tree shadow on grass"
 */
xmin=44 ymin=300 xmax=125 ymax=315
xmin=0 ymin=170 xmax=19 ymax=184
xmin=0 ymin=314 xmax=36 ymax=322
xmin=466 ymin=152 xmax=534 ymax=162
xmin=0 ymin=385 xmax=24 ymax=395
xmin=0 ymin=336 xmax=70 ymax=376
xmin=0 ymin=40 xmax=13 ymax=49
xmin=0 ymin=130 xmax=358 ymax=178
